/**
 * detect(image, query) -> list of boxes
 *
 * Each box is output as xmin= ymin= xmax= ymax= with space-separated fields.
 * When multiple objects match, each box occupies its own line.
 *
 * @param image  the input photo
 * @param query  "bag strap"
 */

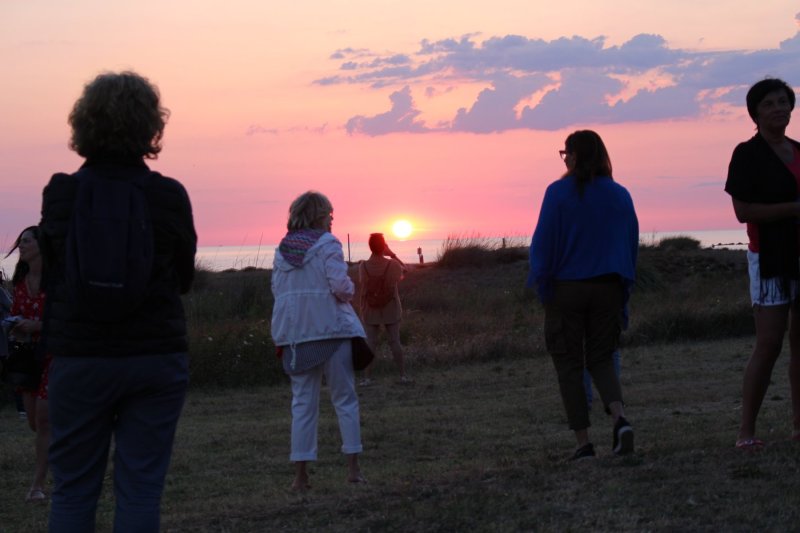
xmin=365 ymin=260 xmax=391 ymax=281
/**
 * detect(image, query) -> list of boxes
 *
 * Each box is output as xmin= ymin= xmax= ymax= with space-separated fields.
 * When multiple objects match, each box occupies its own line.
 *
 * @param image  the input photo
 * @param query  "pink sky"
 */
xmin=2 ymin=1 xmax=800 ymax=248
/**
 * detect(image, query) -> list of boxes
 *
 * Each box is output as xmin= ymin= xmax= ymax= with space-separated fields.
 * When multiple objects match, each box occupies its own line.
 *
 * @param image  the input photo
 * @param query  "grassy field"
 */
xmin=3 ymin=337 xmax=800 ymax=531
xmin=3 ymin=242 xmax=800 ymax=531
xmin=181 ymin=240 xmax=753 ymax=387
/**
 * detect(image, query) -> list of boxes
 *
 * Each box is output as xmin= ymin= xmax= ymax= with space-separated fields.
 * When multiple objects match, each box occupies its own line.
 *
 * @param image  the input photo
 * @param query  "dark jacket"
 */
xmin=725 ymin=134 xmax=800 ymax=285
xmin=39 ymin=159 xmax=197 ymax=357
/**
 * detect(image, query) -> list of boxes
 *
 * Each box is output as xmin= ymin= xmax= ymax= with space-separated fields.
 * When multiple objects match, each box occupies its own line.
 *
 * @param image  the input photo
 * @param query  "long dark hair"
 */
xmin=6 ymin=226 xmax=40 ymax=286
xmin=563 ymin=130 xmax=613 ymax=195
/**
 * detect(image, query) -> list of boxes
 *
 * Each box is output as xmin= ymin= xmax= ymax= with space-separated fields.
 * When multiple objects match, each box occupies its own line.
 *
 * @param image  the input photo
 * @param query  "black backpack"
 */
xmin=65 ymin=168 xmax=154 ymax=322
xmin=363 ymin=262 xmax=393 ymax=308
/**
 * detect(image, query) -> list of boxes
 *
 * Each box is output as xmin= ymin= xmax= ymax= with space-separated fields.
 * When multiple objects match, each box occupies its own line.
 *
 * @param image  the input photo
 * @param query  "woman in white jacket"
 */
xmin=271 ymin=191 xmax=366 ymax=490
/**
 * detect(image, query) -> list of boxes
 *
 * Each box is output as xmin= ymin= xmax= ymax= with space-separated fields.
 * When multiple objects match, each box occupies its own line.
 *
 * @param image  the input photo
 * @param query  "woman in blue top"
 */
xmin=528 ymin=130 xmax=638 ymax=460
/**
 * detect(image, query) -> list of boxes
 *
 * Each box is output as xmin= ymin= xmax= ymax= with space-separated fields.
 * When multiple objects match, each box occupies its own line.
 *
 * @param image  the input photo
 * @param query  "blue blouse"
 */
xmin=527 ymin=175 xmax=638 ymax=303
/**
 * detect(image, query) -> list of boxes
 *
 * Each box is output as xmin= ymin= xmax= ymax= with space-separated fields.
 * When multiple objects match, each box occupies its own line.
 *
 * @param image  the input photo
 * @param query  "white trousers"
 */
xmin=290 ymin=341 xmax=362 ymax=461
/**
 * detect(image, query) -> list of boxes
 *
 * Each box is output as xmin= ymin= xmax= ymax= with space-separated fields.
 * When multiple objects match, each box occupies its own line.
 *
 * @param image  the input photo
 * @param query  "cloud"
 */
xmin=424 ymin=85 xmax=456 ymax=98
xmin=319 ymin=30 xmax=800 ymax=134
xmin=518 ymin=71 xmax=626 ymax=130
xmin=329 ymin=47 xmax=370 ymax=60
xmin=340 ymin=54 xmax=411 ymax=72
xmin=246 ymin=125 xmax=278 ymax=136
xmin=453 ymin=74 xmax=552 ymax=132
xmin=345 ymin=86 xmax=430 ymax=135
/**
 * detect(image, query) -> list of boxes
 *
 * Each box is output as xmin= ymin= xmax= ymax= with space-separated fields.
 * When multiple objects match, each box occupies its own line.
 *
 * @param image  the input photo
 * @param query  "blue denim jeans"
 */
xmin=48 ymin=353 xmax=188 ymax=533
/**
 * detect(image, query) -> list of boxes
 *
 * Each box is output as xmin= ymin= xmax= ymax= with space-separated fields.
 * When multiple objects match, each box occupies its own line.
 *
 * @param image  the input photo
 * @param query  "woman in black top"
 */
xmin=725 ymin=78 xmax=800 ymax=450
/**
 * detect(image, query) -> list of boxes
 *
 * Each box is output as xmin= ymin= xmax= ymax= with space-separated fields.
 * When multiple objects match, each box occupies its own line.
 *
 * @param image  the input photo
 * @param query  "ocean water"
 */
xmin=0 ymin=229 xmax=748 ymax=276
xmin=193 ymin=229 xmax=748 ymax=272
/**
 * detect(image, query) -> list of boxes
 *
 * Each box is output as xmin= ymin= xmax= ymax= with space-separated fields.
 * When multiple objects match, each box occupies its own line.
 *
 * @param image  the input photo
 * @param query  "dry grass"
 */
xmin=3 ymin=337 xmax=800 ymax=531
xmin=4 ymin=244 xmax=791 ymax=531
xmin=179 ymin=243 xmax=753 ymax=385
xmin=436 ymin=234 xmax=528 ymax=268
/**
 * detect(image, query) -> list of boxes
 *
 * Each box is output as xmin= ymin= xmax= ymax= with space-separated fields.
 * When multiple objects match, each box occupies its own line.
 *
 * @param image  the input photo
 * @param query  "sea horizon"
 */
xmin=193 ymin=228 xmax=748 ymax=272
xmin=0 ymin=228 xmax=748 ymax=276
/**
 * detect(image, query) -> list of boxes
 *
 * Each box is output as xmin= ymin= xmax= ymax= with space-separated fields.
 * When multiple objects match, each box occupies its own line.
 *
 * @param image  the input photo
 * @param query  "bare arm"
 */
xmin=383 ymin=244 xmax=406 ymax=270
xmin=12 ymin=319 xmax=42 ymax=335
xmin=731 ymin=197 xmax=800 ymax=224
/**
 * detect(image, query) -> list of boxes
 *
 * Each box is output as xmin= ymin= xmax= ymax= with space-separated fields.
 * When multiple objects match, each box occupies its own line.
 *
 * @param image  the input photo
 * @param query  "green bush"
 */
xmin=658 ymin=235 xmax=701 ymax=251
xmin=184 ymin=269 xmax=271 ymax=322
xmin=184 ymin=269 xmax=277 ymax=387
xmin=179 ymin=242 xmax=751 ymax=388
xmin=627 ymin=305 xmax=753 ymax=344
xmin=187 ymin=320 xmax=284 ymax=387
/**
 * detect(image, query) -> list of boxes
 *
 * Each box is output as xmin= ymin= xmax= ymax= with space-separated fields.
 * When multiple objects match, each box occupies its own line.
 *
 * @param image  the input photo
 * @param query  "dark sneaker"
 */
xmin=613 ymin=416 xmax=634 ymax=455
xmin=570 ymin=442 xmax=596 ymax=461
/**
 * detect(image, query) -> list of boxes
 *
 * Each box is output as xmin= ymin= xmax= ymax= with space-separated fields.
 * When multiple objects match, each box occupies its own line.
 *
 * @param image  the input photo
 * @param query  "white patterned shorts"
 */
xmin=748 ymin=251 xmax=799 ymax=306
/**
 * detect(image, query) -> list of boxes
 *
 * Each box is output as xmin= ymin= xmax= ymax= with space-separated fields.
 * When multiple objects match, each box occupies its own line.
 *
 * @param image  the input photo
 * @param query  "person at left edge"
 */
xmin=39 ymin=71 xmax=197 ymax=533
xmin=5 ymin=227 xmax=50 ymax=503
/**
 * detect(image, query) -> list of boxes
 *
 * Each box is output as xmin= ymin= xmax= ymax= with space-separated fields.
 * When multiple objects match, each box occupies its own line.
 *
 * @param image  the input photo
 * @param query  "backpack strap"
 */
xmin=364 ymin=260 xmax=391 ymax=280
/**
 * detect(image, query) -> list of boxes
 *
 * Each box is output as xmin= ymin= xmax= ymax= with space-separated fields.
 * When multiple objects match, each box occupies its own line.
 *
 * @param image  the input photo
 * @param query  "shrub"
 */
xmin=658 ymin=236 xmax=701 ymax=251
xmin=634 ymin=257 xmax=665 ymax=291
xmin=627 ymin=260 xmax=751 ymax=345
xmin=437 ymin=245 xmax=496 ymax=268
xmin=184 ymin=269 xmax=271 ymax=322
xmin=187 ymin=320 xmax=284 ymax=387
xmin=183 ymin=269 xmax=276 ymax=387
xmin=176 ymin=244 xmax=751 ymax=388
xmin=436 ymin=234 xmax=527 ymax=268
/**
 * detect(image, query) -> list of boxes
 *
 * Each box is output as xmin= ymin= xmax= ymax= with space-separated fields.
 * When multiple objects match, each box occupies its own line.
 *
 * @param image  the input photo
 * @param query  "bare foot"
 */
xmin=346 ymin=453 xmax=364 ymax=483
xmin=348 ymin=473 xmax=367 ymax=484
xmin=292 ymin=461 xmax=311 ymax=491
xmin=291 ymin=478 xmax=311 ymax=491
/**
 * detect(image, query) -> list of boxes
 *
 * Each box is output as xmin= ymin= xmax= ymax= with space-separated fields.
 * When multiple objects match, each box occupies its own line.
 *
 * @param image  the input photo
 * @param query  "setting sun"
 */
xmin=392 ymin=220 xmax=413 ymax=239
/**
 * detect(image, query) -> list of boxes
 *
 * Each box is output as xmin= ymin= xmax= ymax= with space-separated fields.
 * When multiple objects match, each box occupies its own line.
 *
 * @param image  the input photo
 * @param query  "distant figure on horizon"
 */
xmin=528 ymin=129 xmax=638 ymax=460
xmin=417 ymin=246 xmax=424 ymax=264
xmin=271 ymin=190 xmax=366 ymax=490
xmin=359 ymin=233 xmax=410 ymax=384
xmin=40 ymin=71 xmax=197 ymax=532
xmin=724 ymin=77 xmax=800 ymax=452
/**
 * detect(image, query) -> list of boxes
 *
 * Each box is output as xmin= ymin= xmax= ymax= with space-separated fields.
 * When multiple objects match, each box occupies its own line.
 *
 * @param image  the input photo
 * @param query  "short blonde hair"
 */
xmin=287 ymin=191 xmax=333 ymax=230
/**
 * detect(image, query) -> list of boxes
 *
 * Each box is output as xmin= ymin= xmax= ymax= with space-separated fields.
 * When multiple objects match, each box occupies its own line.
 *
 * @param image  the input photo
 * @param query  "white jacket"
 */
xmin=270 ymin=232 xmax=365 ymax=347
